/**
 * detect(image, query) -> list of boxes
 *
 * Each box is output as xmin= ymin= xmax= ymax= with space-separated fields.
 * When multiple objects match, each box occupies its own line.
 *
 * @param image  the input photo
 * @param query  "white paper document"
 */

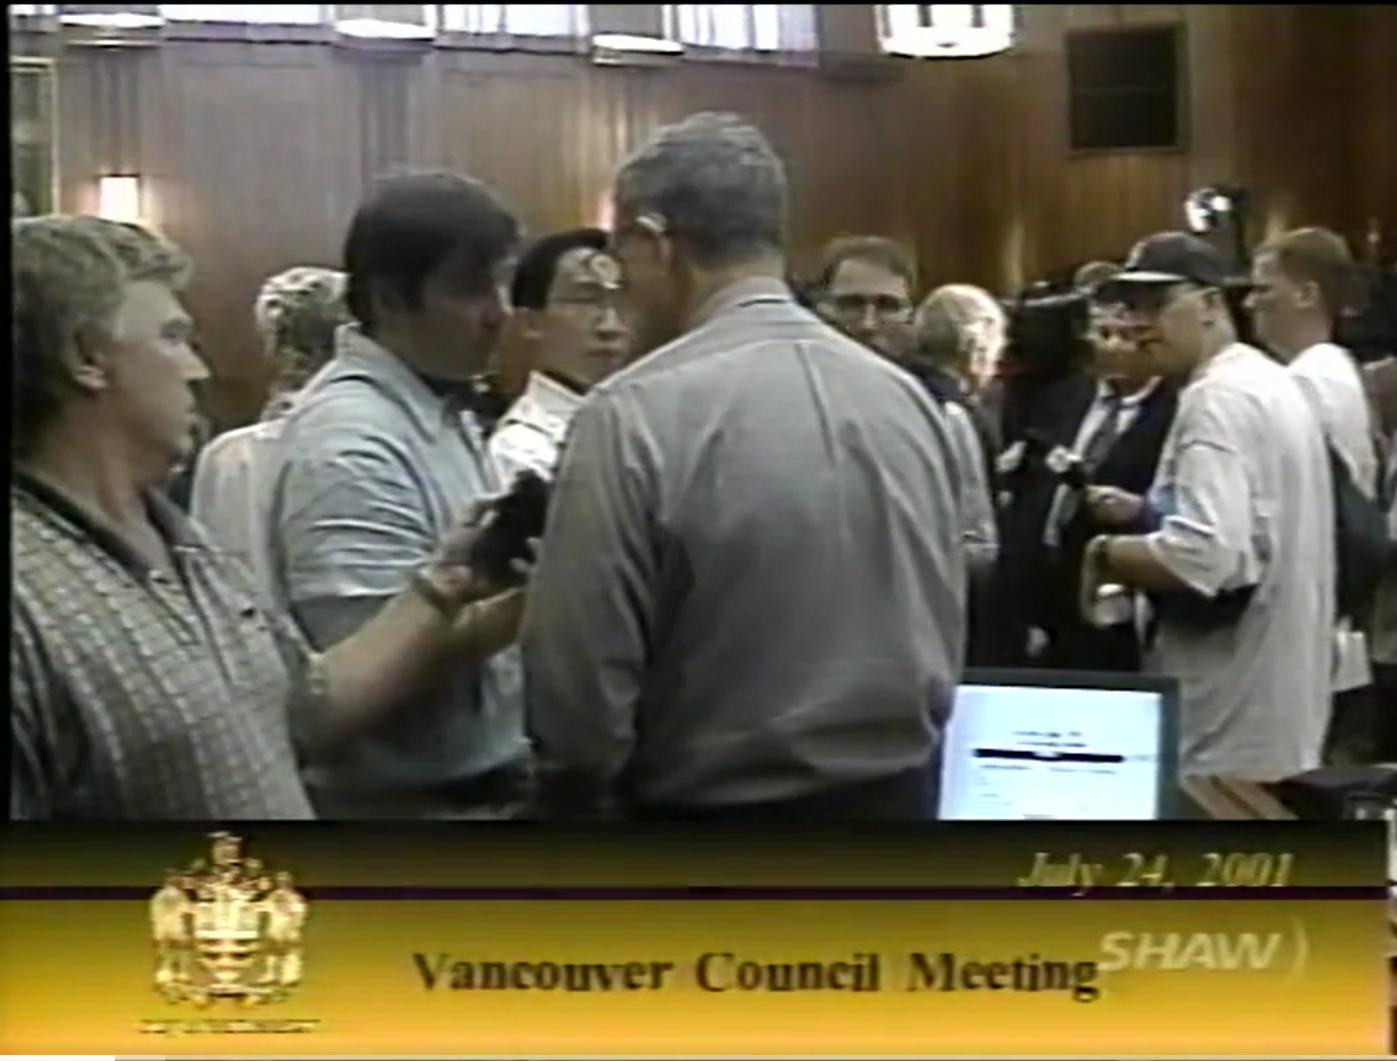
xmin=938 ymin=684 xmax=1166 ymax=821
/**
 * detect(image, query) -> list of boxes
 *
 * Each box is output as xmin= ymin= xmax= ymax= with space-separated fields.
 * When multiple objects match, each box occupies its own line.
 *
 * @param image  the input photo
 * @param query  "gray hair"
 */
xmin=913 ymin=284 xmax=1006 ymax=370
xmin=14 ymin=215 xmax=192 ymax=455
xmin=613 ymin=111 xmax=786 ymax=267
xmin=253 ymin=265 xmax=348 ymax=373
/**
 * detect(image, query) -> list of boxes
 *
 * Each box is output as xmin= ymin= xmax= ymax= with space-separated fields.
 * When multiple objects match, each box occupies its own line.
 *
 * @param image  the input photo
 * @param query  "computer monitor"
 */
xmin=937 ymin=668 xmax=1180 ymax=821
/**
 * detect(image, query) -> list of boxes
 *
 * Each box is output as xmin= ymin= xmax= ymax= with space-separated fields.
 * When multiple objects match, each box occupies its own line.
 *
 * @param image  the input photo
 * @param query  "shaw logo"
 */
xmin=1097 ymin=927 xmax=1307 ymax=973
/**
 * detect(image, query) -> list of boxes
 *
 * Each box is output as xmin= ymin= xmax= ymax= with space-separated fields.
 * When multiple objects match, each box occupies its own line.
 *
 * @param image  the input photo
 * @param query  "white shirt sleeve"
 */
xmin=1146 ymin=387 xmax=1262 ymax=597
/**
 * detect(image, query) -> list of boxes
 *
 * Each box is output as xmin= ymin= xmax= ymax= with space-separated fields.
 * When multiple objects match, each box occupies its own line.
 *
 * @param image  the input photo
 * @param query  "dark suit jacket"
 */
xmin=978 ymin=373 xmax=1095 ymax=666
xmin=1045 ymin=376 xmax=1179 ymax=672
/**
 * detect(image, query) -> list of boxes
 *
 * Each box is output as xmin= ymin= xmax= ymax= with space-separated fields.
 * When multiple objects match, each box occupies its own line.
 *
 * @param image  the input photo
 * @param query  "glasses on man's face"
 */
xmin=1117 ymin=282 xmax=1211 ymax=320
xmin=552 ymin=289 xmax=624 ymax=321
xmin=828 ymin=293 xmax=911 ymax=321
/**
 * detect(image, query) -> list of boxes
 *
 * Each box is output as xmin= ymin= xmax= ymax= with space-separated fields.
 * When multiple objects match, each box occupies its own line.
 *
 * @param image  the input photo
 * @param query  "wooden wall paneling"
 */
xmin=90 ymin=49 xmax=145 ymax=177
xmin=1006 ymin=4 xmax=1069 ymax=288
xmin=357 ymin=53 xmax=414 ymax=184
xmin=1182 ymin=5 xmax=1237 ymax=194
xmin=15 ymin=5 xmax=1388 ymax=424
xmin=165 ymin=39 xmax=364 ymax=423
xmin=1054 ymin=8 xmax=1190 ymax=269
xmin=845 ymin=74 xmax=917 ymax=263
xmin=1279 ymin=6 xmax=1359 ymax=235
xmin=1121 ymin=6 xmax=1185 ymax=27
xmin=1352 ymin=6 xmax=1397 ymax=255
xmin=613 ymin=67 xmax=659 ymax=165
xmin=436 ymin=52 xmax=595 ymax=232
xmin=1229 ymin=5 xmax=1357 ymax=241
xmin=54 ymin=47 xmax=97 ymax=211
xmin=575 ymin=64 xmax=631 ymax=227
xmin=945 ymin=58 xmax=1023 ymax=291
xmin=1064 ymin=6 xmax=1121 ymax=30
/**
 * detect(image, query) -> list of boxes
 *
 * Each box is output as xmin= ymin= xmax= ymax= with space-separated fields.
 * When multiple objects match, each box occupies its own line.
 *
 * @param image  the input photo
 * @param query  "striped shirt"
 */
xmin=11 ymin=473 xmax=315 ymax=820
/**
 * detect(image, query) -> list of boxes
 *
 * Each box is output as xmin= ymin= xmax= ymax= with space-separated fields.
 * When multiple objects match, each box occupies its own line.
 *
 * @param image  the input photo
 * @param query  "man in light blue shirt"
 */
xmin=267 ymin=173 xmax=530 ymax=818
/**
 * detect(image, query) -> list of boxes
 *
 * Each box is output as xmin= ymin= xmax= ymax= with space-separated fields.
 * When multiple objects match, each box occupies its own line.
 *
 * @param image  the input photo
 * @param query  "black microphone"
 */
xmin=466 ymin=471 xmax=551 ymax=587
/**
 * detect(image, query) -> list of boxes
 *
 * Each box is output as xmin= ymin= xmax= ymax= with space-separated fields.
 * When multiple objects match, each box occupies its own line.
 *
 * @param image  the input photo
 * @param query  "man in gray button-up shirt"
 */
xmin=522 ymin=113 xmax=966 ymax=820
xmin=267 ymin=174 xmax=531 ymax=818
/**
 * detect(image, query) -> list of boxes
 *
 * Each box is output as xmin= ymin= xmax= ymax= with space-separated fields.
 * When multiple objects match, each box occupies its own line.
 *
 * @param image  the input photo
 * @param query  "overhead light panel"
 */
xmin=333 ymin=4 xmax=436 ymax=41
xmin=336 ymin=17 xmax=433 ymax=40
xmin=58 ymin=3 xmax=163 ymax=29
xmin=590 ymin=32 xmax=682 ymax=54
xmin=879 ymin=4 xmax=1015 ymax=59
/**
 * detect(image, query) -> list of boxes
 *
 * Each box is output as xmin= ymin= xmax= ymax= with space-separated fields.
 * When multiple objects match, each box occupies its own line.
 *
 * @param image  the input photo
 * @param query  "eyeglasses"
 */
xmin=827 ymin=293 xmax=912 ymax=320
xmin=1116 ymin=282 xmax=1213 ymax=318
xmin=551 ymin=291 xmax=624 ymax=320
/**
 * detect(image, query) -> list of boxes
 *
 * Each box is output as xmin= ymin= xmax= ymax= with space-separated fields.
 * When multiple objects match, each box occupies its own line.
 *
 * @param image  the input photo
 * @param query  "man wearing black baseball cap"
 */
xmin=1081 ymin=231 xmax=1335 ymax=781
xmin=1094 ymin=232 xmax=1238 ymax=376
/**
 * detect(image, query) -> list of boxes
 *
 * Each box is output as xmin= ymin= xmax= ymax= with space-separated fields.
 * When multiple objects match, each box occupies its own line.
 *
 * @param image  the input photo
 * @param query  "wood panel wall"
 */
xmin=12 ymin=5 xmax=1395 ymax=425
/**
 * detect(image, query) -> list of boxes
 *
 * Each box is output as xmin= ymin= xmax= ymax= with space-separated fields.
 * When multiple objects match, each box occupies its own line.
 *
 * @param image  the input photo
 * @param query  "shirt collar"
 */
xmin=1099 ymin=376 xmax=1161 ymax=409
xmin=501 ymin=371 xmax=586 ymax=425
xmin=14 ymin=469 xmax=204 ymax=580
xmin=688 ymin=275 xmax=793 ymax=331
xmin=1291 ymin=340 xmax=1345 ymax=369
xmin=1191 ymin=341 xmax=1256 ymax=385
xmin=332 ymin=324 xmax=473 ymax=441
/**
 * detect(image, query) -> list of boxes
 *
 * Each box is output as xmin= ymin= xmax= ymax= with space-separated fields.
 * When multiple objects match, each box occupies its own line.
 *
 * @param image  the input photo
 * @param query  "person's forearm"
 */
xmin=1127 ymin=500 xmax=1164 ymax=534
xmin=318 ymin=585 xmax=524 ymax=743
xmin=1095 ymin=535 xmax=1190 ymax=592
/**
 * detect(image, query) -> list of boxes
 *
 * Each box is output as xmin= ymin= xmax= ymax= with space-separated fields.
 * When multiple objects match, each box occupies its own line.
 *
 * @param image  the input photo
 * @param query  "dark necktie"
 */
xmin=1080 ymin=389 xmax=1125 ymax=471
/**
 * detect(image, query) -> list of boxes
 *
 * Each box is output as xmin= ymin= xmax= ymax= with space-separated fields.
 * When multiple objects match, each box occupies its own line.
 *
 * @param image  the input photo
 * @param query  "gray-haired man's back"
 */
xmin=522 ymin=278 xmax=966 ymax=813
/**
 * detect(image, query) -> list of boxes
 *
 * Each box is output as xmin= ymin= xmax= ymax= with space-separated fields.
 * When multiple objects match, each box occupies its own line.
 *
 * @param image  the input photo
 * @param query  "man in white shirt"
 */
xmin=189 ymin=267 xmax=348 ymax=602
xmin=1081 ymin=232 xmax=1334 ymax=780
xmin=1246 ymin=226 xmax=1380 ymax=759
xmin=488 ymin=228 xmax=629 ymax=482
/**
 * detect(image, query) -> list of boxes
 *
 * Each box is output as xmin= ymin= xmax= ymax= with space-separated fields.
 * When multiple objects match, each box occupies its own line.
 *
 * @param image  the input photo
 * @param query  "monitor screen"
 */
xmin=937 ymin=670 xmax=1177 ymax=821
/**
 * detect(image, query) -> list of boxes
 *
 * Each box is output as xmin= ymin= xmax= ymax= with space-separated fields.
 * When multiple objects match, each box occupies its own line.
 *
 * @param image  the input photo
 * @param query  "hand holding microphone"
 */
xmin=414 ymin=472 xmax=551 ymax=615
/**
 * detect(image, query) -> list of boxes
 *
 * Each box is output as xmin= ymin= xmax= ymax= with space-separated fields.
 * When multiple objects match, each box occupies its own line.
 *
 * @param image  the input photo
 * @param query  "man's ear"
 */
xmin=634 ymin=213 xmax=675 ymax=273
xmin=59 ymin=330 xmax=111 ymax=394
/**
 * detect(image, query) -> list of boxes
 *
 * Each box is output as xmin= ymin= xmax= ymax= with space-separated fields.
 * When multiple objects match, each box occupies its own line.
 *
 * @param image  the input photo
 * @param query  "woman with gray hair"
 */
xmin=189 ymin=266 xmax=348 ymax=601
xmin=254 ymin=266 xmax=351 ymax=419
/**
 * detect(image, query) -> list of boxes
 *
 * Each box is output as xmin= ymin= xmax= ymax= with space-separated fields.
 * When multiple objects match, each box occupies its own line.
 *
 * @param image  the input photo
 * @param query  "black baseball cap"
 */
xmin=1107 ymin=231 xmax=1232 ymax=291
